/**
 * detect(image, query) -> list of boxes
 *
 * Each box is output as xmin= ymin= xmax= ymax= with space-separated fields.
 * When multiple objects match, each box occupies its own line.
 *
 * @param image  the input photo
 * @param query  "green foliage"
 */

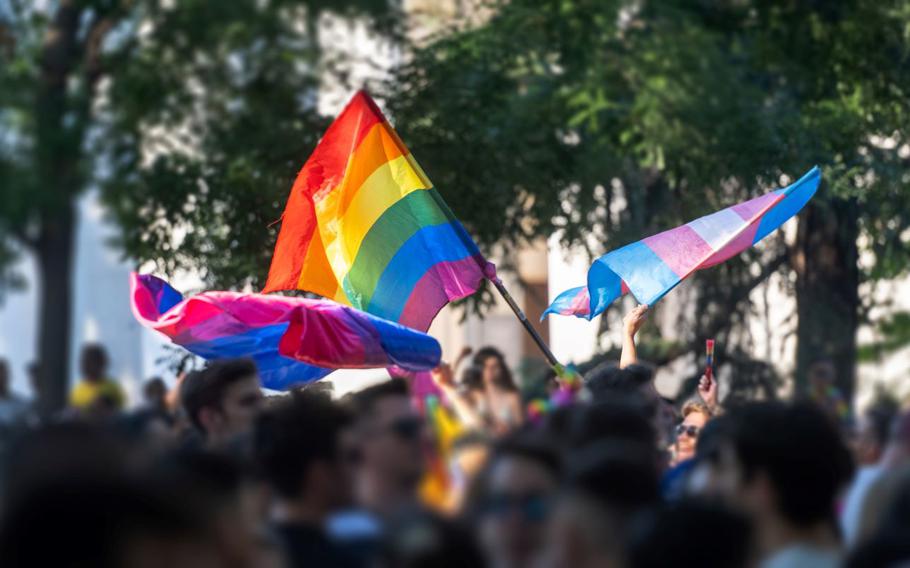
xmin=384 ymin=0 xmax=910 ymax=365
xmin=0 ymin=0 xmax=400 ymax=292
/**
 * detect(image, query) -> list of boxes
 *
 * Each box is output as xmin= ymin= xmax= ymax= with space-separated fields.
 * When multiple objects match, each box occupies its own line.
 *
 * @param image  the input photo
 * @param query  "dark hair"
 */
xmin=80 ymin=343 xmax=109 ymax=380
xmin=348 ymin=378 xmax=410 ymax=419
xmin=694 ymin=413 xmax=733 ymax=465
xmin=473 ymin=347 xmax=517 ymax=391
xmin=0 ymin=476 xmax=212 ymax=568
xmin=458 ymin=365 xmax=483 ymax=392
xmin=846 ymin=531 xmax=910 ymax=568
xmin=866 ymin=398 xmax=900 ymax=449
xmin=490 ymin=432 xmax=563 ymax=478
xmin=728 ymin=401 xmax=854 ymax=526
xmin=569 ymin=398 xmax=657 ymax=450
xmin=585 ymin=363 xmax=653 ymax=402
xmin=629 ymin=499 xmax=752 ymax=568
xmin=254 ymin=391 xmax=352 ymax=498
xmin=180 ymin=358 xmax=258 ymax=432
xmin=566 ymin=441 xmax=660 ymax=517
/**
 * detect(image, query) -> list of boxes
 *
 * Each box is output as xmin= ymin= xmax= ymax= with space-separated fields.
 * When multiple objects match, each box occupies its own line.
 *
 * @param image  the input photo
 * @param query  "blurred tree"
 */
xmin=383 ymin=0 xmax=910 ymax=400
xmin=0 ymin=0 xmax=398 ymax=414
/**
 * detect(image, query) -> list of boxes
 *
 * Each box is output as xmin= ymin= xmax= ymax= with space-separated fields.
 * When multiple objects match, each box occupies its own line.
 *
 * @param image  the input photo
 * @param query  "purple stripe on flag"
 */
xmin=398 ymin=256 xmax=488 ymax=331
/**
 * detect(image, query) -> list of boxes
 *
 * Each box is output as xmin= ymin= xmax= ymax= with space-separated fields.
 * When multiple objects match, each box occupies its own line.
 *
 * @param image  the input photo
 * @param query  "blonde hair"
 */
xmin=681 ymin=400 xmax=711 ymax=419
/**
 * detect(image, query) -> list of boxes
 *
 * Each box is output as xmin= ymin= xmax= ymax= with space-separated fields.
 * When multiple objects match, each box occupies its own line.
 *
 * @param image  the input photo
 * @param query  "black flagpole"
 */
xmin=488 ymin=277 xmax=561 ymax=369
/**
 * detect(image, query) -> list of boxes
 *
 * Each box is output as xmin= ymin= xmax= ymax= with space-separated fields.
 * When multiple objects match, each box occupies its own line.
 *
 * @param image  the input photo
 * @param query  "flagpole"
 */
xmin=489 ymin=277 xmax=561 ymax=369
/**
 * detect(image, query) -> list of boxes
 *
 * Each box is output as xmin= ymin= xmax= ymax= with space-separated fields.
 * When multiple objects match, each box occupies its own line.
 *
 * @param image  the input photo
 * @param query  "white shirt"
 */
xmin=761 ymin=545 xmax=840 ymax=568
xmin=840 ymin=465 xmax=885 ymax=546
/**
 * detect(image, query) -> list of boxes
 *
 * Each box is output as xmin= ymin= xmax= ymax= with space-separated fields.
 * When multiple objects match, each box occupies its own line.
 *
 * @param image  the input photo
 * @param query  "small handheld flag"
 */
xmin=705 ymin=339 xmax=715 ymax=382
xmin=131 ymin=273 xmax=442 ymax=390
xmin=544 ymin=167 xmax=820 ymax=320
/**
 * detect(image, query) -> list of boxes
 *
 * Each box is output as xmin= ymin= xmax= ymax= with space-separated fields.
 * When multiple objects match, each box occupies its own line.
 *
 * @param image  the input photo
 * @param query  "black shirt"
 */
xmin=271 ymin=521 xmax=361 ymax=568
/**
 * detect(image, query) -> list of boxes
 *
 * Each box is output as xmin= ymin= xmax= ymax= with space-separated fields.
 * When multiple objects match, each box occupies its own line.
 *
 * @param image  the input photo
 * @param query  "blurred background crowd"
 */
xmin=0 ymin=307 xmax=909 ymax=568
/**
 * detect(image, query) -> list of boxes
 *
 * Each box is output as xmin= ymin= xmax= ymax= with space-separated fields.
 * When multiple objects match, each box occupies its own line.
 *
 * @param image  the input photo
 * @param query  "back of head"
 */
xmin=253 ymin=391 xmax=352 ymax=499
xmin=181 ymin=358 xmax=257 ymax=432
xmin=629 ymin=499 xmax=752 ymax=568
xmin=566 ymin=441 xmax=661 ymax=519
xmin=728 ymin=401 xmax=854 ymax=527
xmin=568 ymin=398 xmax=657 ymax=450
xmin=0 ymin=422 xmax=133 ymax=509
xmin=585 ymin=363 xmax=653 ymax=402
xmin=80 ymin=343 xmax=109 ymax=380
xmin=0 ymin=473 xmax=213 ymax=568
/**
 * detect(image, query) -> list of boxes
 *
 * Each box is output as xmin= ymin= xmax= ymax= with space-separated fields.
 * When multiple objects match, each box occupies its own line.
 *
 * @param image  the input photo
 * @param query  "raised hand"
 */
xmin=623 ymin=304 xmax=650 ymax=338
xmin=431 ymin=362 xmax=456 ymax=389
xmin=698 ymin=374 xmax=719 ymax=413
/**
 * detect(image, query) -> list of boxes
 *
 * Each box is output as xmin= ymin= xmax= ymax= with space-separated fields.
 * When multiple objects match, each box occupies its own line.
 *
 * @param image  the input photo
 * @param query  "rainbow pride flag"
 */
xmin=131 ymin=273 xmax=441 ymax=390
xmin=545 ymin=167 xmax=820 ymax=319
xmin=264 ymin=91 xmax=494 ymax=331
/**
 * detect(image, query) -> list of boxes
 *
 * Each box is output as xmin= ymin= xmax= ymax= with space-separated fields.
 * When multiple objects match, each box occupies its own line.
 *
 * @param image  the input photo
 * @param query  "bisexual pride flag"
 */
xmin=544 ymin=167 xmax=820 ymax=320
xmin=264 ymin=91 xmax=494 ymax=332
xmin=131 ymin=273 xmax=441 ymax=390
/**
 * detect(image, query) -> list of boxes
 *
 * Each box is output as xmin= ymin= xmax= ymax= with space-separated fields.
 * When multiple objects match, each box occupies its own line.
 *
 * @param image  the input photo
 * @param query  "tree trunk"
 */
xmin=34 ymin=205 xmax=76 ymax=416
xmin=794 ymin=197 xmax=860 ymax=401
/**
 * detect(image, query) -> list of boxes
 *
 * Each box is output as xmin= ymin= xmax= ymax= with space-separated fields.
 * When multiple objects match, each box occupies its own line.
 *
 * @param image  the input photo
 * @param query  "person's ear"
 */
xmin=198 ymin=406 xmax=222 ymax=434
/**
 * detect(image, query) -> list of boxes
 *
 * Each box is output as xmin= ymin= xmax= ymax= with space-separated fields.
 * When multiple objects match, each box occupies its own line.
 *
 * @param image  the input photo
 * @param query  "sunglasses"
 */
xmin=383 ymin=417 xmax=423 ymax=441
xmin=676 ymin=424 xmax=700 ymax=438
xmin=481 ymin=492 xmax=551 ymax=523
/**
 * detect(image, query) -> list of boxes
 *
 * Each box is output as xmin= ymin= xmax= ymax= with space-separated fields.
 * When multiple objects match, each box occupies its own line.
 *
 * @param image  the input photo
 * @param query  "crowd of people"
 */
xmin=0 ymin=306 xmax=909 ymax=567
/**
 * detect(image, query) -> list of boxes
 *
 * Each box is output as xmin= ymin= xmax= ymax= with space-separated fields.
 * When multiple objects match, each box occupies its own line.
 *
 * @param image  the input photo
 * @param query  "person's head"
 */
xmin=0 ymin=476 xmax=223 ymax=568
xmin=0 ymin=358 xmax=8 ymax=397
xmin=685 ymin=414 xmax=734 ymax=498
xmin=474 ymin=433 xmax=562 ymax=568
xmin=715 ymin=401 xmax=853 ymax=537
xmin=537 ymin=442 xmax=659 ymax=568
xmin=585 ymin=363 xmax=674 ymax=445
xmin=458 ymin=365 xmax=484 ymax=392
xmin=473 ymin=347 xmax=517 ymax=391
xmin=26 ymin=361 xmax=41 ymax=396
xmin=180 ymin=359 xmax=263 ymax=448
xmin=254 ymin=391 xmax=354 ymax=516
xmin=80 ymin=343 xmax=109 ymax=382
xmin=348 ymin=379 xmax=424 ymax=513
xmin=807 ymin=356 xmax=837 ymax=387
xmin=628 ymin=499 xmax=753 ymax=568
xmin=117 ymin=409 xmax=177 ymax=455
xmin=569 ymin=397 xmax=658 ymax=452
xmin=674 ymin=401 xmax=711 ymax=464
xmin=855 ymin=397 xmax=899 ymax=466
xmin=881 ymin=410 xmax=910 ymax=469
xmin=154 ymin=450 xmax=270 ymax=567
xmin=143 ymin=377 xmax=168 ymax=411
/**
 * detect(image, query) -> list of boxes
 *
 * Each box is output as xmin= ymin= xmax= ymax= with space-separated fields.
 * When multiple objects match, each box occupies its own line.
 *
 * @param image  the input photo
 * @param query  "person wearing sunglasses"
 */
xmin=347 ymin=379 xmax=426 ymax=519
xmin=672 ymin=401 xmax=712 ymax=466
xmin=473 ymin=434 xmax=562 ymax=568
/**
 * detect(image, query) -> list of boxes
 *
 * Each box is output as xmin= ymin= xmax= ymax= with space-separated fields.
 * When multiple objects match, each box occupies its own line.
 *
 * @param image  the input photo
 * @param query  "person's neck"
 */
xmin=271 ymin=498 xmax=328 ymax=526
xmin=758 ymin=513 xmax=838 ymax=558
xmin=359 ymin=474 xmax=415 ymax=518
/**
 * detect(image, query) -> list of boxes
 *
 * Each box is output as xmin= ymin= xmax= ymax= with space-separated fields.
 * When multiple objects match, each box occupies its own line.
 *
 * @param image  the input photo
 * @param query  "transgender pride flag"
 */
xmin=544 ymin=167 xmax=820 ymax=320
